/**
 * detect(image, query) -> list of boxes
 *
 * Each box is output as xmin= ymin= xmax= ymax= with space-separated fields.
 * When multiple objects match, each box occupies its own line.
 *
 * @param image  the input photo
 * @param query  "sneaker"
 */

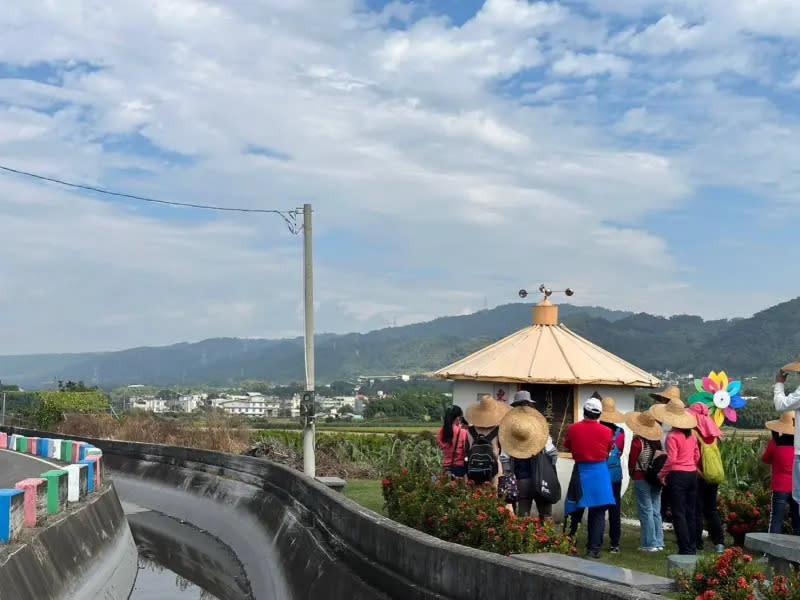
xmin=638 ymin=546 xmax=655 ymax=552
xmin=715 ymin=544 xmax=725 ymax=554
xmin=587 ymin=550 xmax=601 ymax=559
xmin=609 ymin=547 xmax=620 ymax=554
xmin=656 ymin=546 xmax=665 ymax=551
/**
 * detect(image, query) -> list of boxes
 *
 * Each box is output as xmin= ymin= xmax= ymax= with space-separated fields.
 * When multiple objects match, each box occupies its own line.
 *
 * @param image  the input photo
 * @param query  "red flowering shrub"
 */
xmin=718 ymin=489 xmax=770 ymax=546
xmin=382 ymin=467 xmax=576 ymax=556
xmin=676 ymin=547 xmax=766 ymax=600
xmin=759 ymin=571 xmax=800 ymax=599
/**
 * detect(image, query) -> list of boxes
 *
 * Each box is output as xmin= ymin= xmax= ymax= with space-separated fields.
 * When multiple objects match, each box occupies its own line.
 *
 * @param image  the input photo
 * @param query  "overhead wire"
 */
xmin=0 ymin=163 xmax=301 ymax=233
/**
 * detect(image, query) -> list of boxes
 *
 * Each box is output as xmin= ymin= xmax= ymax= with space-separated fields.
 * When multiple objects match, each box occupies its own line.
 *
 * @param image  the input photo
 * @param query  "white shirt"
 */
xmin=774 ymin=382 xmax=800 ymax=455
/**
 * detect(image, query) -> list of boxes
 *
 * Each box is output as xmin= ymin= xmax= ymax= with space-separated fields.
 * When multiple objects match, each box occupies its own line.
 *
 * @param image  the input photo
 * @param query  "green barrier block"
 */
xmin=40 ymin=470 xmax=68 ymax=515
xmin=18 ymin=437 xmax=28 ymax=453
xmin=61 ymin=440 xmax=73 ymax=464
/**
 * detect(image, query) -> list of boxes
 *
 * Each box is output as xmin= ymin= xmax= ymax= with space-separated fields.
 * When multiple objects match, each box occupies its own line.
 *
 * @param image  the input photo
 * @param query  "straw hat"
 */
xmin=499 ymin=405 xmax=549 ymax=459
xmin=650 ymin=398 xmax=697 ymax=430
xmin=466 ymin=395 xmax=510 ymax=428
xmin=781 ymin=360 xmax=800 ymax=373
xmin=650 ymin=386 xmax=681 ymax=404
xmin=625 ymin=411 xmax=664 ymax=441
xmin=766 ymin=412 xmax=796 ymax=436
xmin=600 ymin=397 xmax=625 ymax=424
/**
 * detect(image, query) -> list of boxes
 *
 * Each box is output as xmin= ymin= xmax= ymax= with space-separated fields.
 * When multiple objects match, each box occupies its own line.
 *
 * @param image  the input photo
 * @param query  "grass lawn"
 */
xmin=343 ymin=478 xmax=720 ymax=580
xmin=343 ymin=479 xmax=385 ymax=514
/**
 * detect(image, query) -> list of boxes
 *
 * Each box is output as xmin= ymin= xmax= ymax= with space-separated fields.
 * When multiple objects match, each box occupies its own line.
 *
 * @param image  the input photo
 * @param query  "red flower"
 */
xmin=467 ymin=521 xmax=474 ymax=529
xmin=401 ymin=468 xmax=408 ymax=475
xmin=696 ymin=574 xmax=705 ymax=582
xmin=439 ymin=516 xmax=449 ymax=523
xmin=497 ymin=506 xmax=506 ymax=515
xmin=736 ymin=576 xmax=749 ymax=590
xmin=487 ymin=527 xmax=496 ymax=534
xmin=381 ymin=478 xmax=392 ymax=487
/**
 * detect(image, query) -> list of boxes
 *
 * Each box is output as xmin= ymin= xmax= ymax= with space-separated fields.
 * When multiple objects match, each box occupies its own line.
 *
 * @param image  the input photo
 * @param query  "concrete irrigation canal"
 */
xmin=0 ymin=426 xmax=667 ymax=600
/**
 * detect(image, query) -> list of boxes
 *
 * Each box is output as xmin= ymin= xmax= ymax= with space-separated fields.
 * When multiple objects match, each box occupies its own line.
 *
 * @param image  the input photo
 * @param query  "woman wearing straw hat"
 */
xmin=465 ymin=395 xmax=509 ymax=486
xmin=763 ymin=412 xmax=800 ymax=535
xmin=688 ymin=403 xmax=725 ymax=554
xmin=650 ymin=396 xmax=699 ymax=555
xmin=499 ymin=397 xmax=556 ymax=518
xmin=626 ymin=410 xmax=665 ymax=552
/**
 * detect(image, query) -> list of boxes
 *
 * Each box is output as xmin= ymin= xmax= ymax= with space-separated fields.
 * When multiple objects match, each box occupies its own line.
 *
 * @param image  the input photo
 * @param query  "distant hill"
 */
xmin=2 ymin=298 xmax=799 ymax=388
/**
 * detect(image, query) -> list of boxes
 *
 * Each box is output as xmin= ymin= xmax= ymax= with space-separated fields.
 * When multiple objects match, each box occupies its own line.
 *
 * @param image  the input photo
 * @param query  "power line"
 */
xmin=0 ymin=163 xmax=301 ymax=233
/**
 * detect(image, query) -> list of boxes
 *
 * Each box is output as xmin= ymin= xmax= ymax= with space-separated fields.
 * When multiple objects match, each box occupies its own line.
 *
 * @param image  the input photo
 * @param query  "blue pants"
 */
xmin=770 ymin=491 xmax=800 ymax=534
xmin=634 ymin=479 xmax=664 ymax=549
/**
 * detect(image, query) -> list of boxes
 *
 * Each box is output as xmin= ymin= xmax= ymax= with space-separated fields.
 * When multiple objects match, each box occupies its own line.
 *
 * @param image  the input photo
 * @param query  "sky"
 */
xmin=1 ymin=0 xmax=800 ymax=354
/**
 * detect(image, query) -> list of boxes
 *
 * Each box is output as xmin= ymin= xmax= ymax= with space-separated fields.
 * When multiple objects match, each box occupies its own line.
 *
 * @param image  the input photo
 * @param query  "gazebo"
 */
xmin=435 ymin=295 xmax=660 ymax=519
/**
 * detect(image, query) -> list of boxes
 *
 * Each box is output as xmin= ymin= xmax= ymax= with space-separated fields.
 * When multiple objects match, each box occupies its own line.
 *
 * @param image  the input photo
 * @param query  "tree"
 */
xmin=57 ymin=380 xmax=97 ymax=392
xmin=34 ymin=391 xmax=110 ymax=428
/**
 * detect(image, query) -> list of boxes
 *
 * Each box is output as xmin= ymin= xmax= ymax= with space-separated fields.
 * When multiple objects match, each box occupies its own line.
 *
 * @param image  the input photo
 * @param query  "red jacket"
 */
xmin=565 ymin=419 xmax=613 ymax=463
xmin=437 ymin=425 xmax=467 ymax=467
xmin=762 ymin=439 xmax=794 ymax=493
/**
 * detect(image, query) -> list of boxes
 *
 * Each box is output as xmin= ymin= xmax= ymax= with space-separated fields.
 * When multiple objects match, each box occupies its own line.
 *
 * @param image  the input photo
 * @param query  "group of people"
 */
xmin=436 ymin=376 xmax=800 ymax=559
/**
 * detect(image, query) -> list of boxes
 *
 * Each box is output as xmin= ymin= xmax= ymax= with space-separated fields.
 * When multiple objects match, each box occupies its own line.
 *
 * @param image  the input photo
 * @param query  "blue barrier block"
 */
xmin=79 ymin=460 xmax=95 ymax=493
xmin=0 ymin=489 xmax=24 ymax=543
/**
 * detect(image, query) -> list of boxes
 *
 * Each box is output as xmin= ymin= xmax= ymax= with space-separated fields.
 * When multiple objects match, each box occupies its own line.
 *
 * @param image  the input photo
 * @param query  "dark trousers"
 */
xmin=587 ymin=507 xmax=606 ymax=553
xmin=770 ymin=492 xmax=800 ymax=534
xmin=609 ymin=481 xmax=622 ymax=548
xmin=669 ymin=471 xmax=698 ymax=555
xmin=695 ymin=478 xmax=724 ymax=548
xmin=568 ymin=482 xmax=621 ymax=548
xmin=517 ymin=477 xmax=552 ymax=518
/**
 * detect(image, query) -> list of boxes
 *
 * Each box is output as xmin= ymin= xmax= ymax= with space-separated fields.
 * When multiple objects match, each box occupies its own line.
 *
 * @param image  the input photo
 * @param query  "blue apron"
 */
xmin=565 ymin=461 xmax=615 ymax=514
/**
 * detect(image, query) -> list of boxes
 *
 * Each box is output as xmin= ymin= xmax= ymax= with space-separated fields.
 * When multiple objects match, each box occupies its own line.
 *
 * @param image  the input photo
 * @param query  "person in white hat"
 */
xmin=563 ymin=395 xmax=615 ymax=559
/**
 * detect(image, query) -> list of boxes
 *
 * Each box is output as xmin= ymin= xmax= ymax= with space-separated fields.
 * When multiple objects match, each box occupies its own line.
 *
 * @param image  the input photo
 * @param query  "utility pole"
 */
xmin=301 ymin=203 xmax=316 ymax=477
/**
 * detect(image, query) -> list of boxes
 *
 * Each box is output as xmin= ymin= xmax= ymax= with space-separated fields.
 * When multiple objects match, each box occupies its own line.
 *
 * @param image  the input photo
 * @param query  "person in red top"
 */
xmin=763 ymin=412 xmax=800 ymax=534
xmin=564 ymin=396 xmax=614 ymax=559
xmin=651 ymin=397 xmax=699 ymax=555
xmin=437 ymin=405 xmax=468 ymax=478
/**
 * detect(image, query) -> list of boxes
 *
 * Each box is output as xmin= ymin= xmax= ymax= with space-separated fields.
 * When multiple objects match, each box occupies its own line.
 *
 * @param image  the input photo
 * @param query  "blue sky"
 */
xmin=0 ymin=0 xmax=799 ymax=353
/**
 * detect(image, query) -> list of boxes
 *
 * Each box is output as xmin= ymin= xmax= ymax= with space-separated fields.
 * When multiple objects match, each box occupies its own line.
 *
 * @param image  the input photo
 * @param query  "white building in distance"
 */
xmin=218 ymin=393 xmax=280 ymax=417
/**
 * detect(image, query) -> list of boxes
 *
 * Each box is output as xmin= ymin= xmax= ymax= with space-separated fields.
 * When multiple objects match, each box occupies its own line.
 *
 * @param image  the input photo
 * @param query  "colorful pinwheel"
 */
xmin=688 ymin=370 xmax=747 ymax=426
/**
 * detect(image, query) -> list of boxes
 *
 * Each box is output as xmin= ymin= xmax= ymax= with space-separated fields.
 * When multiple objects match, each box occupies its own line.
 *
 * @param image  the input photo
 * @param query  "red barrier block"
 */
xmin=14 ymin=478 xmax=47 ymax=527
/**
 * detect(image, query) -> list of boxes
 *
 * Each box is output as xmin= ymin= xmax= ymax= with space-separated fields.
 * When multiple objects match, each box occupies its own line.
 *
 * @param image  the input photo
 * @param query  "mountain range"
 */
xmin=1 ymin=298 xmax=799 ymax=389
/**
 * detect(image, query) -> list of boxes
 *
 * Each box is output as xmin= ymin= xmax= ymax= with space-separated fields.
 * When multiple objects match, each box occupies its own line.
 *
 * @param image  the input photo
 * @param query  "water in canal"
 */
xmin=131 ymin=556 xmax=220 ymax=600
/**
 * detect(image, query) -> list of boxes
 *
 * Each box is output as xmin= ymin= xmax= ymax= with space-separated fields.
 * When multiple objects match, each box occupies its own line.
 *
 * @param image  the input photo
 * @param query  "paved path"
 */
xmin=0 ymin=448 xmax=60 ymax=489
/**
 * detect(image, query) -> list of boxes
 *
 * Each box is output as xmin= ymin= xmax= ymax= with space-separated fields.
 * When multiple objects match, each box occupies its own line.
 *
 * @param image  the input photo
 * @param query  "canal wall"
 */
xmin=5 ymin=427 xmax=664 ymax=600
xmin=0 ymin=482 xmax=137 ymax=600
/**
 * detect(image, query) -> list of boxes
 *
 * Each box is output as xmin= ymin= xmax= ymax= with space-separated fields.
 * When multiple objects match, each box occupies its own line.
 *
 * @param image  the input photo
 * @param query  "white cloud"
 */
xmin=552 ymin=52 xmax=630 ymax=77
xmin=0 ymin=0 xmax=797 ymax=355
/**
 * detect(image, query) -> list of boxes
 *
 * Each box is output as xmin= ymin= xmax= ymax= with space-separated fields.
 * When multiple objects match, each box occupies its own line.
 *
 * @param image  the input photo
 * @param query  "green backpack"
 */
xmin=698 ymin=435 xmax=724 ymax=485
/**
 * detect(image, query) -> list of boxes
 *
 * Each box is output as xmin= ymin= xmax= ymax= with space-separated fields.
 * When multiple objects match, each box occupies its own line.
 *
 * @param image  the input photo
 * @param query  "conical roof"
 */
xmin=435 ymin=302 xmax=660 ymax=388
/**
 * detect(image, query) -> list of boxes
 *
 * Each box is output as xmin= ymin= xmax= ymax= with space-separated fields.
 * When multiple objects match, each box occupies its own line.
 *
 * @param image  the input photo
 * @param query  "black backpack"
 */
xmin=645 ymin=450 xmax=668 ymax=488
xmin=466 ymin=426 xmax=499 ymax=484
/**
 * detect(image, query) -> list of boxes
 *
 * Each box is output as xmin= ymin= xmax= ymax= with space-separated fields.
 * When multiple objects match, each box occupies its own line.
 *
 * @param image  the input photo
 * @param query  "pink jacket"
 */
xmin=661 ymin=429 xmax=700 ymax=481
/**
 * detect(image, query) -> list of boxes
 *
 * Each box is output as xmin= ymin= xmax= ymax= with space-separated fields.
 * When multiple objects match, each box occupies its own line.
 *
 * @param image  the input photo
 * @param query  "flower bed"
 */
xmin=676 ymin=547 xmax=800 ymax=600
xmin=382 ymin=467 xmax=575 ymax=556
xmin=719 ymin=489 xmax=770 ymax=546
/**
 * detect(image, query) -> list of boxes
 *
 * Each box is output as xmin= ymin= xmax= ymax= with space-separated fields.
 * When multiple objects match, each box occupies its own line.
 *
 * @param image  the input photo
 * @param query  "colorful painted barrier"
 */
xmin=62 ymin=440 xmax=73 ymax=464
xmin=40 ymin=470 xmax=68 ymax=516
xmin=0 ymin=433 xmax=105 ymax=544
xmin=14 ymin=478 xmax=47 ymax=528
xmin=79 ymin=460 xmax=95 ymax=493
xmin=64 ymin=464 xmax=89 ymax=503
xmin=0 ymin=490 xmax=24 ymax=543
xmin=72 ymin=442 xmax=86 ymax=464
